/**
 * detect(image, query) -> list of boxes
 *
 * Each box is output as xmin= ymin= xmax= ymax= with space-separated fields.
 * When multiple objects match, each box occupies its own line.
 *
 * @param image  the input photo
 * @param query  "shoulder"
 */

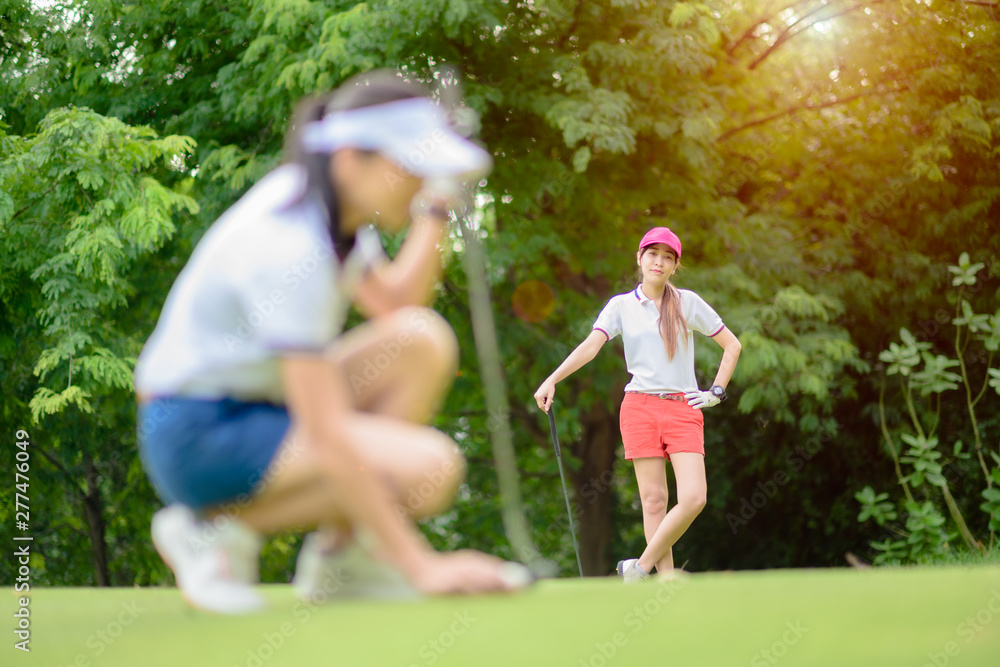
xmin=198 ymin=169 xmax=331 ymax=278
xmin=677 ymin=288 xmax=711 ymax=307
xmin=606 ymin=288 xmax=640 ymax=306
xmin=247 ymin=163 xmax=308 ymax=207
xmin=208 ymin=164 xmax=309 ymax=234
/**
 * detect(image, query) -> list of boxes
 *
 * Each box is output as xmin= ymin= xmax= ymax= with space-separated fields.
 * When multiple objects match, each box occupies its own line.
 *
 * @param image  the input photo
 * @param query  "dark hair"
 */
xmin=284 ymin=71 xmax=430 ymax=256
xmin=637 ymin=248 xmax=688 ymax=360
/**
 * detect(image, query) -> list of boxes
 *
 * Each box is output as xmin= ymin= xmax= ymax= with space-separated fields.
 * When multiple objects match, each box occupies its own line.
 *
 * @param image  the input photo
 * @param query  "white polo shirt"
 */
xmin=593 ymin=286 xmax=725 ymax=394
xmin=134 ymin=164 xmax=385 ymax=404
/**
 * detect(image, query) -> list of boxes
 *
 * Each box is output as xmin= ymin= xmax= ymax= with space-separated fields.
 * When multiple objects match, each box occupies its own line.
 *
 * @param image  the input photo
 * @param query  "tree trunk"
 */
xmin=82 ymin=454 xmax=111 ymax=587
xmin=572 ymin=403 xmax=620 ymax=576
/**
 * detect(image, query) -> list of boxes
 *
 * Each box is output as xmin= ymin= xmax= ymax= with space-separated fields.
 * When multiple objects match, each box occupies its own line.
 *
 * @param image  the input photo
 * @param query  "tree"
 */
xmin=712 ymin=0 xmax=1000 ymax=565
xmin=0 ymin=106 xmax=198 ymax=585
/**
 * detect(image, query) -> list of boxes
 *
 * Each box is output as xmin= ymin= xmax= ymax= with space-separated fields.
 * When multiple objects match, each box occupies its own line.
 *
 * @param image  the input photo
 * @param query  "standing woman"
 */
xmin=533 ymin=227 xmax=741 ymax=581
xmin=135 ymin=70 xmax=523 ymax=614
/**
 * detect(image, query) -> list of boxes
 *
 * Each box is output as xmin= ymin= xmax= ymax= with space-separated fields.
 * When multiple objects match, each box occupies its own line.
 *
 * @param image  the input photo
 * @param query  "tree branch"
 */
xmin=878 ymin=378 xmax=915 ymax=504
xmin=946 ymin=0 xmax=998 ymax=8
xmin=10 ymin=181 xmax=60 ymax=221
xmin=726 ymin=0 xmax=820 ymax=56
xmin=555 ymin=0 xmax=584 ymax=50
xmin=34 ymin=445 xmax=87 ymax=500
xmin=749 ymin=1 xmax=889 ymax=71
xmin=718 ymin=88 xmax=891 ymax=141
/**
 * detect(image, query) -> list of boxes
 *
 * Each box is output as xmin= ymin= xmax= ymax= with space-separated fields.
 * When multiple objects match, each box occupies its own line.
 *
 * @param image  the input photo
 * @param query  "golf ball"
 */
xmin=499 ymin=562 xmax=535 ymax=589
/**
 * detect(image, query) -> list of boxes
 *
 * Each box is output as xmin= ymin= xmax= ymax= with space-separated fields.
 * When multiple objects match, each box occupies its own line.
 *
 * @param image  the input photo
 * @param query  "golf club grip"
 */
xmin=547 ymin=407 xmax=561 ymax=457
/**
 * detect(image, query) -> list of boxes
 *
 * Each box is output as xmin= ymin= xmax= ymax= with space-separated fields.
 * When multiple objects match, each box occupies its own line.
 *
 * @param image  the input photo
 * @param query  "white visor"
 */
xmin=300 ymin=97 xmax=492 ymax=180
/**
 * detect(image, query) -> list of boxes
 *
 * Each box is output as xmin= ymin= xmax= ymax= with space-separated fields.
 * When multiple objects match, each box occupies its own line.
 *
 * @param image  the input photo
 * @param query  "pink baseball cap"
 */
xmin=638 ymin=227 xmax=682 ymax=258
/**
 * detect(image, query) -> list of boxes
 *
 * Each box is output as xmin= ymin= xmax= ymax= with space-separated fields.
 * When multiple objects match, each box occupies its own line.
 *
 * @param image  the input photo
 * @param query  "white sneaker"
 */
xmin=293 ymin=532 xmax=418 ymax=602
xmin=151 ymin=505 xmax=265 ymax=614
xmin=616 ymin=558 xmax=650 ymax=583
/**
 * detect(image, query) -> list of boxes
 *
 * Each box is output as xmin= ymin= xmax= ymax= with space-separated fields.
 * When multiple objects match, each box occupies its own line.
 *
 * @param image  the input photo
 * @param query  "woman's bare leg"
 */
xmin=632 ymin=457 xmax=674 ymax=572
xmin=228 ymin=416 xmax=465 ymax=534
xmin=635 ymin=453 xmax=706 ymax=574
xmin=329 ymin=306 xmax=458 ymax=422
xmin=209 ymin=306 xmax=464 ymax=533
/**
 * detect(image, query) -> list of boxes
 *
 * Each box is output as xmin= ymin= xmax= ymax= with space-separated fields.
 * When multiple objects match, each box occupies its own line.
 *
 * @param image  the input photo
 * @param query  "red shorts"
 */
xmin=620 ymin=392 xmax=705 ymax=460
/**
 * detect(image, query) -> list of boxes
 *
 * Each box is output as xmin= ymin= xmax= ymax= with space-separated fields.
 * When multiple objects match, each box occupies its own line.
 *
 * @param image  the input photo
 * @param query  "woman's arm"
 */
xmin=353 ymin=213 xmax=449 ymax=317
xmin=281 ymin=354 xmax=514 ymax=593
xmin=280 ymin=356 xmax=433 ymax=577
xmin=533 ymin=330 xmax=608 ymax=412
xmin=708 ymin=326 xmax=742 ymax=389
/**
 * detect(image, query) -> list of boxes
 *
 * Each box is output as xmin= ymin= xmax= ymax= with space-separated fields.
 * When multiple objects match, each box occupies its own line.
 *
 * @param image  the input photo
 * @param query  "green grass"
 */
xmin=8 ymin=566 xmax=1000 ymax=666
xmin=919 ymin=543 xmax=1000 ymax=568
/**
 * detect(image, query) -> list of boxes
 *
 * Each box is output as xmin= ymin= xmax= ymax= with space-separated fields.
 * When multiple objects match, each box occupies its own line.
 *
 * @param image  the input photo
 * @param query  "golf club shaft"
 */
xmin=547 ymin=406 xmax=584 ymax=577
xmin=455 ymin=213 xmax=541 ymax=566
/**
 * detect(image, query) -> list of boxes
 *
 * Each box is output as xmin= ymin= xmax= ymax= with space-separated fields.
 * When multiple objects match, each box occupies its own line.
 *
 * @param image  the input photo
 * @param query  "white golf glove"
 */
xmin=410 ymin=177 xmax=466 ymax=220
xmin=684 ymin=388 xmax=721 ymax=410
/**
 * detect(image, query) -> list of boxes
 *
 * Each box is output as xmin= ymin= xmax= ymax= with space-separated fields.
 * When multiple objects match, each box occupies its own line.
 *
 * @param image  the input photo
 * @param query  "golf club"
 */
xmin=439 ymin=65 xmax=558 ymax=580
xmin=547 ymin=405 xmax=584 ymax=578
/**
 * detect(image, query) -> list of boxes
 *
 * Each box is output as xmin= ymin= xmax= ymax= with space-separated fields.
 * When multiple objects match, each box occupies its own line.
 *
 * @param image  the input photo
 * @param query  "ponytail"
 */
xmin=637 ymin=247 xmax=687 ymax=358
xmin=284 ymin=93 xmax=346 ymax=255
xmin=658 ymin=283 xmax=688 ymax=360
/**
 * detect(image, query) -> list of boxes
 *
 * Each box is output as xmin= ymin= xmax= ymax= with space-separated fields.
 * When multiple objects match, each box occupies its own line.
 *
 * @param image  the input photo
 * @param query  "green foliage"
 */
xmin=910 ymin=354 xmax=961 ymax=396
xmin=982 ymin=468 xmax=1000 ymax=532
xmin=1 ymin=106 xmax=197 ymax=415
xmin=899 ymin=434 xmax=945 ymax=488
xmin=855 ymin=486 xmax=896 ymax=526
xmin=0 ymin=105 xmax=197 ymax=586
xmin=856 ymin=254 xmax=1000 ymax=564
xmin=879 ymin=329 xmax=930 ymax=377
xmin=902 ymin=501 xmax=951 ymax=562
xmin=865 ymin=500 xmax=952 ymax=566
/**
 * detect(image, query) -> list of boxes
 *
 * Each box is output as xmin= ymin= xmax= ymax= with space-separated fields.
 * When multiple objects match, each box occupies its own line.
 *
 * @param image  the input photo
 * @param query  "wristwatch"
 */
xmin=710 ymin=385 xmax=728 ymax=402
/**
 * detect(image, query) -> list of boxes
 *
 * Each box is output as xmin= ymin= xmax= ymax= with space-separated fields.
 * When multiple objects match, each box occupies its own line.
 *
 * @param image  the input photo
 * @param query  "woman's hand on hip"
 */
xmin=684 ymin=388 xmax=721 ymax=410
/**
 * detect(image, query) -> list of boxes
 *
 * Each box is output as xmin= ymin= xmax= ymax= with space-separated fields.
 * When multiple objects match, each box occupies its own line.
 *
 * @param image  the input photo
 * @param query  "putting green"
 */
xmin=7 ymin=567 xmax=1000 ymax=666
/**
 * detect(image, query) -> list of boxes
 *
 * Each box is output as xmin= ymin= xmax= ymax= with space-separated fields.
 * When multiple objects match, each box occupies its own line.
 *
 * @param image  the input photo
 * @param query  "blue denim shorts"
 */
xmin=137 ymin=397 xmax=291 ymax=509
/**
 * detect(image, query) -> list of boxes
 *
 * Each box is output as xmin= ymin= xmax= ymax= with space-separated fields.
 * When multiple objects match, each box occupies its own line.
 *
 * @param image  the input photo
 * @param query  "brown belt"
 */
xmin=625 ymin=391 xmax=686 ymax=402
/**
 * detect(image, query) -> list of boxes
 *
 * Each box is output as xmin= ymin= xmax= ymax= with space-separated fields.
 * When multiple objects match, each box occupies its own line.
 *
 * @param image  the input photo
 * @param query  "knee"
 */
xmin=409 ymin=432 xmax=467 ymax=518
xmin=438 ymin=438 xmax=467 ymax=492
xmin=678 ymin=490 xmax=707 ymax=517
xmin=640 ymin=490 xmax=668 ymax=517
xmin=395 ymin=307 xmax=459 ymax=376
